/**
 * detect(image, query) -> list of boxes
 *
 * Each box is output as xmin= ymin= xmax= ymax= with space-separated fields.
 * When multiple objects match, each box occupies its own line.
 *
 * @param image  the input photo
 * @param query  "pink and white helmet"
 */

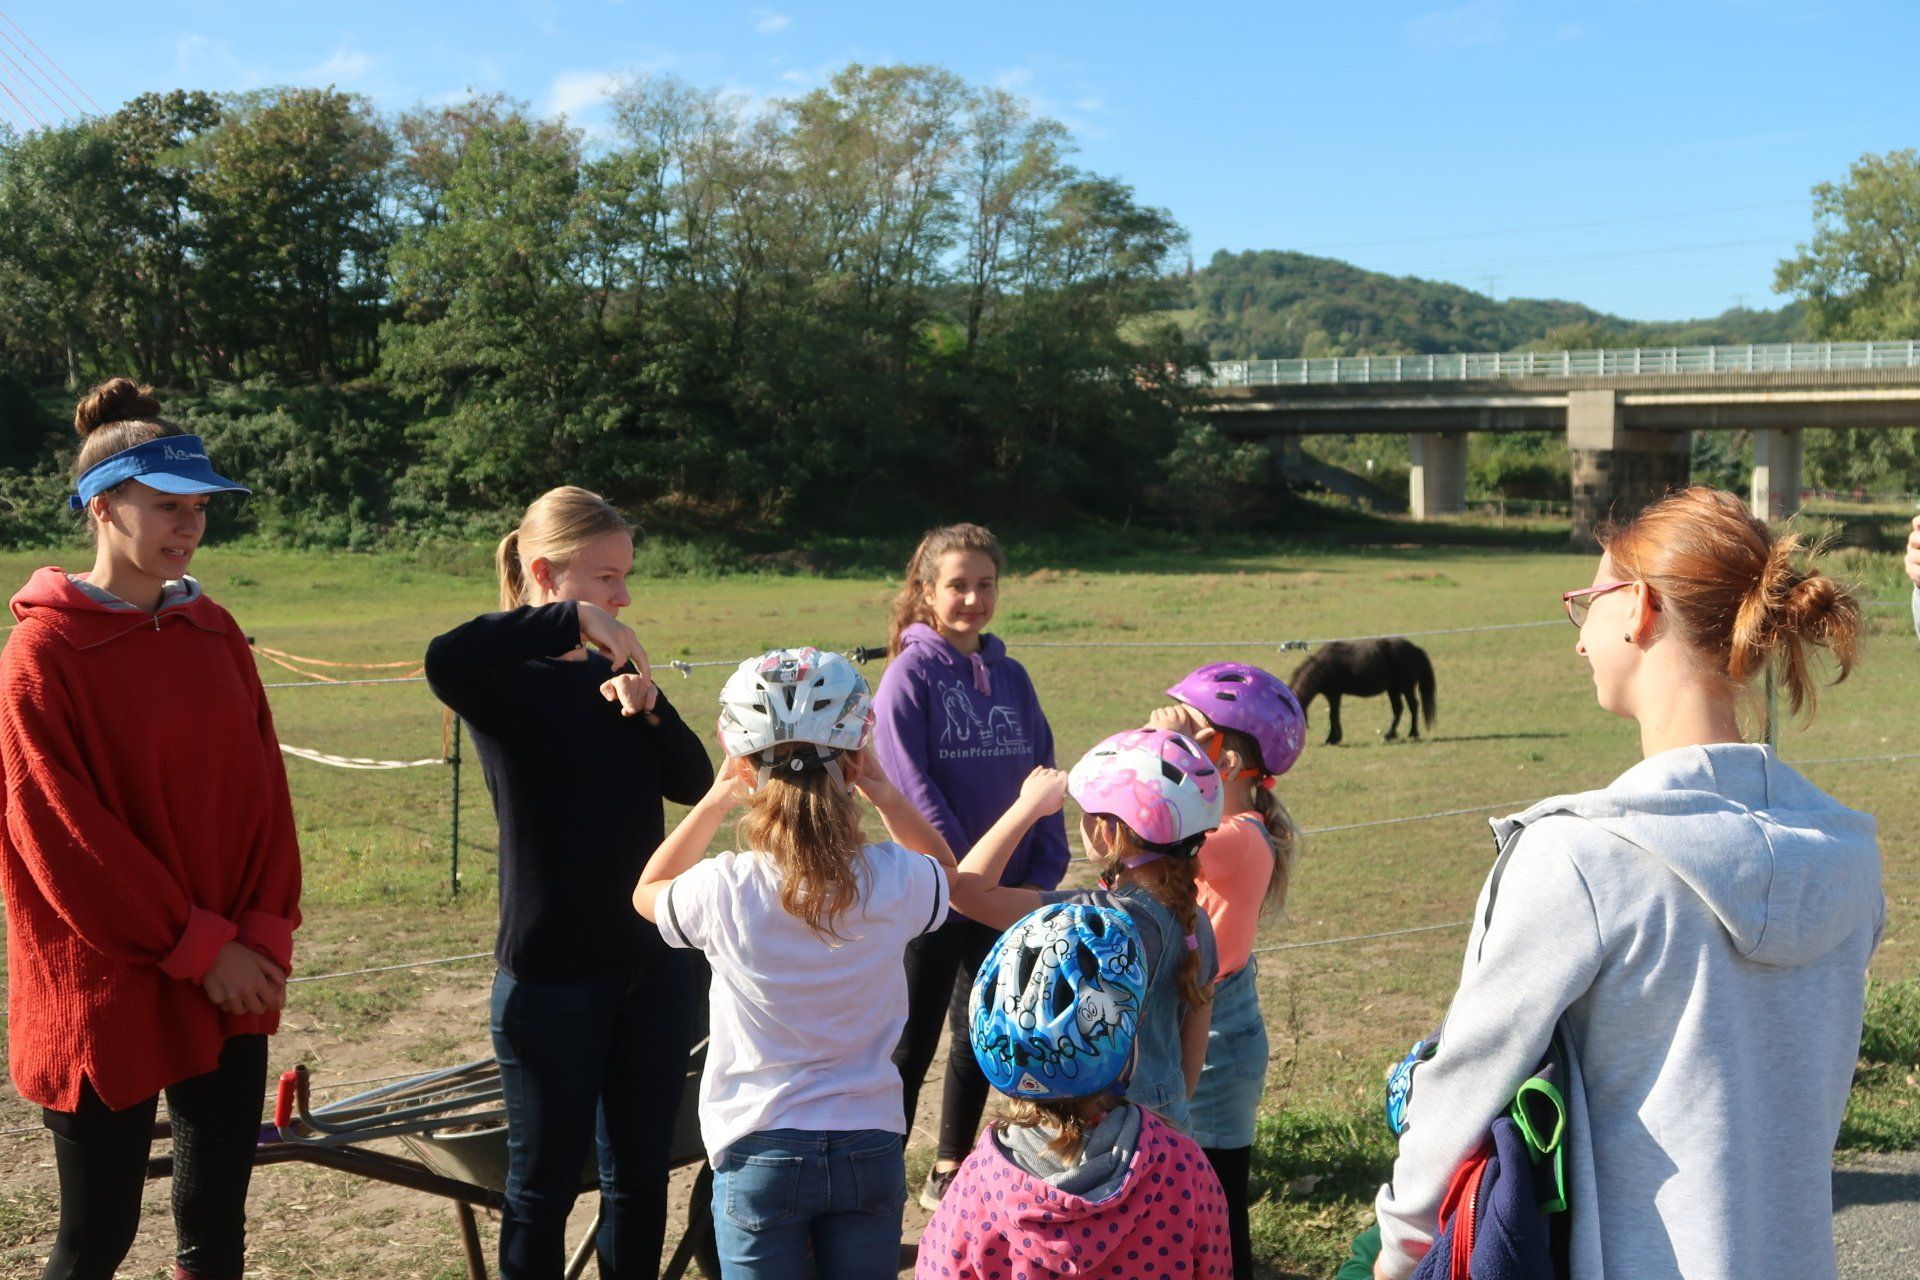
xmin=1067 ymin=727 xmax=1224 ymax=850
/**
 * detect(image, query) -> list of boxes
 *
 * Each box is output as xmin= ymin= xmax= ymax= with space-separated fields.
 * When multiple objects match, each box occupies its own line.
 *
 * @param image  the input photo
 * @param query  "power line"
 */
xmin=0 ymin=63 xmax=44 ymax=129
xmin=0 ymin=41 xmax=61 ymax=123
xmin=0 ymin=8 xmax=95 ymax=115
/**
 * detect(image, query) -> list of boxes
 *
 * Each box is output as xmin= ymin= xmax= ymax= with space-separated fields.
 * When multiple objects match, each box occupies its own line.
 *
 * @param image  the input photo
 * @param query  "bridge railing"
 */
xmin=1202 ymin=340 xmax=1920 ymax=387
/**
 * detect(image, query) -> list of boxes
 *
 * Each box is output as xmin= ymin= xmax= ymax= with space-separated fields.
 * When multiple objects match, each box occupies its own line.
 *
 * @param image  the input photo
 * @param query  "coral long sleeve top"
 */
xmin=1 ymin=567 xmax=302 ymax=1111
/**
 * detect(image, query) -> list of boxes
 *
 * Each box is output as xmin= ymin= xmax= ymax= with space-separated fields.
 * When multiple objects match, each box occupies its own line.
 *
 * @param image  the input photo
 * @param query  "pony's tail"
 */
xmin=1414 ymin=647 xmax=1436 ymax=727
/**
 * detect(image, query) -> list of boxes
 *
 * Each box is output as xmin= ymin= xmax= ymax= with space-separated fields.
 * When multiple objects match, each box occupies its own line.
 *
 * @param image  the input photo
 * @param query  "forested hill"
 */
xmin=1177 ymin=249 xmax=1807 ymax=360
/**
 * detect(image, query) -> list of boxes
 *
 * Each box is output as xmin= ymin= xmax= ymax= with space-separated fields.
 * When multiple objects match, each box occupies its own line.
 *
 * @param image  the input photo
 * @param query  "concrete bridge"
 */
xmin=1200 ymin=342 xmax=1920 ymax=541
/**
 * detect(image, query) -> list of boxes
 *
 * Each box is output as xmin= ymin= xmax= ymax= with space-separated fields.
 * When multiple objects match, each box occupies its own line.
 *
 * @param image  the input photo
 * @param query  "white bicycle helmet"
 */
xmin=718 ymin=647 xmax=874 ymax=787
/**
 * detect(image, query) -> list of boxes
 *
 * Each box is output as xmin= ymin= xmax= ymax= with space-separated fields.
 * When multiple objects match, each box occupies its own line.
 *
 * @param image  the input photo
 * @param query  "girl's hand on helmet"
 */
xmin=1018 ymin=767 xmax=1068 ymax=816
xmin=1147 ymin=703 xmax=1210 ymax=742
xmin=600 ymin=672 xmax=660 ymax=722
xmin=577 ymin=603 xmax=652 ymax=683
xmin=702 ymin=762 xmax=751 ymax=809
xmin=851 ymin=754 xmax=904 ymax=807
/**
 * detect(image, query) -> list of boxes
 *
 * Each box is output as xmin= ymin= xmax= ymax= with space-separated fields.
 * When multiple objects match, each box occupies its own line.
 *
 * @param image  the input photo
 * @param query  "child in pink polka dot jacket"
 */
xmin=917 ymin=900 xmax=1231 ymax=1279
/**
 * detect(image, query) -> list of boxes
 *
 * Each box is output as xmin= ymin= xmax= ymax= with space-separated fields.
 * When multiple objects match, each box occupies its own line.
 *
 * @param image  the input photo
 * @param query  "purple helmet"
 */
xmin=1166 ymin=662 xmax=1306 ymax=778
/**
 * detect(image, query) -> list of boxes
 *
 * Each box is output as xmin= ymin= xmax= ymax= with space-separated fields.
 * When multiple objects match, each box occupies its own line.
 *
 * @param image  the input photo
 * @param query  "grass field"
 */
xmin=0 ymin=517 xmax=1915 ymax=1278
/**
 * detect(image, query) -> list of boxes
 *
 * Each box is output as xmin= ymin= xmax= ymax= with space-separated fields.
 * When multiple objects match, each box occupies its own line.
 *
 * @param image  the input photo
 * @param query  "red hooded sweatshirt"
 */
xmin=1 ymin=567 xmax=301 ymax=1111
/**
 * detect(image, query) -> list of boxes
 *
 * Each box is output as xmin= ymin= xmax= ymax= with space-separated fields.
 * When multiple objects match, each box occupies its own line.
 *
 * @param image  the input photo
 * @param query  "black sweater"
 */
xmin=425 ymin=602 xmax=715 ymax=981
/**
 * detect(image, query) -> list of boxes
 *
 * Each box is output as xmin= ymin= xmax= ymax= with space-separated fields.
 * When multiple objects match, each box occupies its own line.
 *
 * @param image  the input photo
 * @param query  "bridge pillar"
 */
xmin=1567 ymin=389 xmax=1691 ymax=546
xmin=1409 ymin=431 xmax=1467 ymax=520
xmin=1749 ymin=426 xmax=1803 ymax=523
xmin=1263 ymin=434 xmax=1304 ymax=475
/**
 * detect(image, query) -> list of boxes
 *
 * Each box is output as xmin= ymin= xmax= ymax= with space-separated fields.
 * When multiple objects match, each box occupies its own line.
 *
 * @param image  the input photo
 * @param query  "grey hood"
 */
xmin=1492 ymin=743 xmax=1882 ymax=968
xmin=992 ymin=1102 xmax=1142 ymax=1202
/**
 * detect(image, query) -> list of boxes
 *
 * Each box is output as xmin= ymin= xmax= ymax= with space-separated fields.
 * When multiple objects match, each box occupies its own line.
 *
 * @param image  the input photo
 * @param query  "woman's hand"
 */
xmin=1905 ymin=514 xmax=1920 ymax=589
xmin=201 ymin=942 xmax=287 ymax=1016
xmin=1017 ymin=766 xmax=1068 ymax=817
xmin=578 ymin=603 xmax=652 ymax=681
xmin=601 ymin=672 xmax=661 ymax=722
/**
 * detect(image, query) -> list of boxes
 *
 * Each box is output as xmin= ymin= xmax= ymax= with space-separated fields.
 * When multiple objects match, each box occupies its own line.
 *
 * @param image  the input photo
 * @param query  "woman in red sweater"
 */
xmin=0 ymin=379 xmax=301 ymax=1280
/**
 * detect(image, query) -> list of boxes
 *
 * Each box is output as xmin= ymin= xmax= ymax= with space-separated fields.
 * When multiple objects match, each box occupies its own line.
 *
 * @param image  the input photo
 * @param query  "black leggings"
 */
xmin=1202 ymin=1145 xmax=1254 ymax=1280
xmin=40 ymin=1034 xmax=268 ymax=1280
xmin=892 ymin=916 xmax=999 ymax=1164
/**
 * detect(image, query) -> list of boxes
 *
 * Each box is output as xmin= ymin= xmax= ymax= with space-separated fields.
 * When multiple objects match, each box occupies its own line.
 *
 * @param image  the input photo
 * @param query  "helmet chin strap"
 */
xmin=750 ymin=744 xmax=850 ymax=793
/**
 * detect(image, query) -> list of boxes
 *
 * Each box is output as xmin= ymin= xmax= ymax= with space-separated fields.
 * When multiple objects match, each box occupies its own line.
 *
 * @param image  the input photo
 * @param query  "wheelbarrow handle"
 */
xmin=274 ymin=1066 xmax=309 ymax=1137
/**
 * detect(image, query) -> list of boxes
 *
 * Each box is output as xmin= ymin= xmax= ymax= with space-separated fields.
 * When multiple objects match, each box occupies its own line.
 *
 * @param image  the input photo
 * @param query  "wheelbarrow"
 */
xmin=142 ymin=1009 xmax=720 ymax=1279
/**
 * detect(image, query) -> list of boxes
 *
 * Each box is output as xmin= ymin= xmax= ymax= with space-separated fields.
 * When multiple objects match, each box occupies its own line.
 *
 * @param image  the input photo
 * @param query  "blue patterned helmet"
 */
xmin=969 ymin=902 xmax=1147 ymax=1102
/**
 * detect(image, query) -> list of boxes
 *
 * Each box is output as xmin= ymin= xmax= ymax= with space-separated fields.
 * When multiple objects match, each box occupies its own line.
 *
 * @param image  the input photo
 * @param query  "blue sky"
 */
xmin=4 ymin=0 xmax=1916 ymax=324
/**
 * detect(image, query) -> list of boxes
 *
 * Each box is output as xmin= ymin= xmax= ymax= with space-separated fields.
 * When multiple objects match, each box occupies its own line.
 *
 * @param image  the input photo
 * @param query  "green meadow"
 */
xmin=0 ymin=517 xmax=1914 ymax=1277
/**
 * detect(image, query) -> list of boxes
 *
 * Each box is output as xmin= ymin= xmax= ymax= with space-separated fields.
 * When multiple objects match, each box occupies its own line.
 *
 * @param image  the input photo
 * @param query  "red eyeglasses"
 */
xmin=1561 ymin=581 xmax=1633 ymax=627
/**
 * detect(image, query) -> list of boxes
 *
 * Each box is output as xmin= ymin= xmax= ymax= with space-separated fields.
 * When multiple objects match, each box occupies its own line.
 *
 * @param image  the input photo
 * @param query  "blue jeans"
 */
xmin=490 ymin=959 xmax=694 ymax=1280
xmin=710 ymin=1129 xmax=906 ymax=1280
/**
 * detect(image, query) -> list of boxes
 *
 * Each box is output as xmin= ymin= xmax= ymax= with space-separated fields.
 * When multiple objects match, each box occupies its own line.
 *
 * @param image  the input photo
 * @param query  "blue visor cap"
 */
xmin=69 ymin=435 xmax=251 ymax=511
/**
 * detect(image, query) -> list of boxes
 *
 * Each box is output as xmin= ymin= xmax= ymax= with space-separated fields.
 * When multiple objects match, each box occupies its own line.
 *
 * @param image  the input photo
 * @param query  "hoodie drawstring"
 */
xmin=969 ymin=651 xmax=992 ymax=697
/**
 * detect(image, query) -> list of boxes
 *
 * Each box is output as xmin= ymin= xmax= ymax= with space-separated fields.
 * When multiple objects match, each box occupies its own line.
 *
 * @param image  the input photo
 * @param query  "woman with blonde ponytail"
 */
xmin=1152 ymin=662 xmax=1310 ymax=1280
xmin=1371 ymin=487 xmax=1880 ymax=1280
xmin=425 ymin=486 xmax=714 ymax=1280
xmin=634 ymin=648 xmax=958 ymax=1280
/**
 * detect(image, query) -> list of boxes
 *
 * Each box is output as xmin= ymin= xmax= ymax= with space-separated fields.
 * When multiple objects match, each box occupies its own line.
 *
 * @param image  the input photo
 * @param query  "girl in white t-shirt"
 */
xmin=633 ymin=647 xmax=957 ymax=1280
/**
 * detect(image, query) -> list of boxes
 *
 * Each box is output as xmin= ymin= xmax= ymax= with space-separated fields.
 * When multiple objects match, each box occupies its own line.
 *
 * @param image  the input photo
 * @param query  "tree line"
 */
xmin=1183 ymin=249 xmax=1808 ymax=364
xmin=6 ymin=71 xmax=1920 ymax=546
xmin=0 ymin=67 xmax=1266 ymax=546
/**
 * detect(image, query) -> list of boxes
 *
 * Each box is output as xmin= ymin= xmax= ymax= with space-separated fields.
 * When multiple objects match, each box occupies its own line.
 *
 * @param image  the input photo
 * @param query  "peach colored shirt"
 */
xmin=1196 ymin=813 xmax=1275 ymax=981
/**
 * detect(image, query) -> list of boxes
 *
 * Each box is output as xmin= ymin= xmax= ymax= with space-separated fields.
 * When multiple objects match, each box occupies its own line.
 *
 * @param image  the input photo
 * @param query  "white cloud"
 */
xmin=298 ymin=41 xmax=377 ymax=86
xmin=992 ymin=66 xmax=1109 ymax=140
xmin=544 ymin=68 xmax=621 ymax=119
xmin=754 ymin=8 xmax=793 ymax=34
xmin=175 ymin=33 xmax=250 ymax=82
xmin=1406 ymin=0 xmax=1510 ymax=47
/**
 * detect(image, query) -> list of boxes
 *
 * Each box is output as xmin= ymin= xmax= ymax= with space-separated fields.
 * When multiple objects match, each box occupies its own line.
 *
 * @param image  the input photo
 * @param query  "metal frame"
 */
xmin=142 ymin=1059 xmax=718 ymax=1280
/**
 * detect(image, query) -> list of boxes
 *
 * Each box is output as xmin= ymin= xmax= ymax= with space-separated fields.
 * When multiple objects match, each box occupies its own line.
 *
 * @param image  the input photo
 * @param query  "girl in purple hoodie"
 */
xmin=875 ymin=523 xmax=1070 ymax=1209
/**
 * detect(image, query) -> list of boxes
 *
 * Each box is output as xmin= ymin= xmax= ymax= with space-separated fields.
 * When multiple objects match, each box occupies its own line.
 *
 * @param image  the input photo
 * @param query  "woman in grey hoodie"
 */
xmin=1374 ymin=486 xmax=1881 ymax=1280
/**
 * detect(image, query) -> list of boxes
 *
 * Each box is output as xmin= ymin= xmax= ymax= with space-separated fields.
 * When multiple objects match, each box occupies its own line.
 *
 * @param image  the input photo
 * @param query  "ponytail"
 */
xmin=496 ymin=529 xmax=527 ymax=612
xmin=1250 ymin=787 xmax=1302 ymax=915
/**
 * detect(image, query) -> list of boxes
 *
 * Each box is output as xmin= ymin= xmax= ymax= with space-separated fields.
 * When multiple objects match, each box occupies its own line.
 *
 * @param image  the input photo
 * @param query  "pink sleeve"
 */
xmin=1196 ymin=818 xmax=1274 ymax=979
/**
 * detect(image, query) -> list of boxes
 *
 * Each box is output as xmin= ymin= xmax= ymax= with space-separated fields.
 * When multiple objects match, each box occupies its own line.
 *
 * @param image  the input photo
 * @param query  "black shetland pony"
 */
xmin=1289 ymin=638 xmax=1436 ymax=746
